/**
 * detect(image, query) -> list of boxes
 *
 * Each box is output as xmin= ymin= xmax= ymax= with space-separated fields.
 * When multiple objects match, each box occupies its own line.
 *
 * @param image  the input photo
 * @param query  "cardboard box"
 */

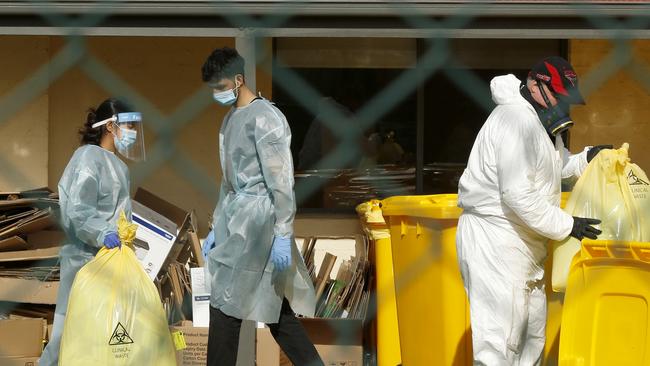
xmin=0 ymin=318 xmax=46 ymax=359
xmin=256 ymin=318 xmax=363 ymax=366
xmin=0 ymin=244 xmax=60 ymax=304
xmin=26 ymin=230 xmax=65 ymax=249
xmin=132 ymin=188 xmax=191 ymax=280
xmin=0 ymin=356 xmax=39 ymax=366
xmin=0 ymin=278 xmax=59 ymax=304
xmin=170 ymin=321 xmax=209 ymax=366
xmin=257 ymin=327 xmax=280 ymax=365
xmin=0 ymin=209 xmax=54 ymax=241
xmin=0 ymin=247 xmax=59 ymax=263
xmin=132 ymin=200 xmax=177 ymax=280
xmin=317 ymin=344 xmax=362 ymax=366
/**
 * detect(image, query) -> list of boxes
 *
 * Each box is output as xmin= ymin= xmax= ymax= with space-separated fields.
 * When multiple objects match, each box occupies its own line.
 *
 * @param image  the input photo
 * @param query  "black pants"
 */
xmin=207 ymin=299 xmax=324 ymax=366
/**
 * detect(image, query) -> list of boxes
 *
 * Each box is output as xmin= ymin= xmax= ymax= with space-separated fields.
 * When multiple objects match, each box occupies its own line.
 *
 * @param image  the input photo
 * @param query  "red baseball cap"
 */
xmin=529 ymin=56 xmax=585 ymax=105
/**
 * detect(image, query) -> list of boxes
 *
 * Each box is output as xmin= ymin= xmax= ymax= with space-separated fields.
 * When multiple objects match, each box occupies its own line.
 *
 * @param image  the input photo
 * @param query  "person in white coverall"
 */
xmin=456 ymin=56 xmax=609 ymax=365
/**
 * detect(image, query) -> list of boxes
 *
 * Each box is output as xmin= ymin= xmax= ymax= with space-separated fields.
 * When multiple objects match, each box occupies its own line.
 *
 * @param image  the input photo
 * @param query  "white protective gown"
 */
xmin=40 ymin=144 xmax=131 ymax=366
xmin=456 ymin=74 xmax=589 ymax=365
xmin=208 ymin=99 xmax=316 ymax=324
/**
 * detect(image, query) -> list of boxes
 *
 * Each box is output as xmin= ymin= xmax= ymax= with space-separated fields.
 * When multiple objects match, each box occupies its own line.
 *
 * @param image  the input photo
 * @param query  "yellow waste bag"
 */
xmin=59 ymin=212 xmax=176 ymax=365
xmin=552 ymin=143 xmax=650 ymax=292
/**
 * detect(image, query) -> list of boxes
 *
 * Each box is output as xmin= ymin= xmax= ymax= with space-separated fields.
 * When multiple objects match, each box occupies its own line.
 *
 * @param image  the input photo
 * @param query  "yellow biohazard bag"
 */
xmin=552 ymin=143 xmax=650 ymax=292
xmin=59 ymin=212 xmax=176 ymax=365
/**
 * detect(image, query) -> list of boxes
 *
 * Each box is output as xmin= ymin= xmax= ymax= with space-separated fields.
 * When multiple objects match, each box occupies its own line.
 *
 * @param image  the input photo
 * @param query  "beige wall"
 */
xmin=0 ymin=36 xmax=50 ymax=191
xmin=570 ymin=39 xmax=650 ymax=171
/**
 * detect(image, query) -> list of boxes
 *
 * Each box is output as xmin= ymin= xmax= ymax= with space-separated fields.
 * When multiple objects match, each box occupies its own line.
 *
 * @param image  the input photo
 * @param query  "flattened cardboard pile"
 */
xmin=301 ymin=235 xmax=371 ymax=320
xmin=0 ymin=188 xmax=62 ymax=305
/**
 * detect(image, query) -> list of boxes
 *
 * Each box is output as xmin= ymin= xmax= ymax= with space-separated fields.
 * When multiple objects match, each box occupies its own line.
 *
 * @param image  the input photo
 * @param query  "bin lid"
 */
xmin=576 ymin=240 xmax=650 ymax=264
xmin=380 ymin=194 xmax=462 ymax=219
xmin=378 ymin=192 xmax=568 ymax=219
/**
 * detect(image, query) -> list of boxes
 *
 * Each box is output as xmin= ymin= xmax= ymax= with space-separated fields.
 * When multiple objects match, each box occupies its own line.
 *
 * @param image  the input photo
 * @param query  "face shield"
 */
xmin=92 ymin=112 xmax=146 ymax=161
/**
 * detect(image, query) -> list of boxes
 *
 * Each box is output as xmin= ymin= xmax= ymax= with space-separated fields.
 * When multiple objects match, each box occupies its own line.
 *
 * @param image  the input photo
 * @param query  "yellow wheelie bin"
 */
xmin=379 ymin=194 xmax=470 ymax=366
xmin=545 ymin=192 xmax=571 ymax=365
xmin=376 ymin=193 xmax=570 ymax=365
xmin=559 ymin=240 xmax=650 ymax=366
xmin=356 ymin=200 xmax=402 ymax=366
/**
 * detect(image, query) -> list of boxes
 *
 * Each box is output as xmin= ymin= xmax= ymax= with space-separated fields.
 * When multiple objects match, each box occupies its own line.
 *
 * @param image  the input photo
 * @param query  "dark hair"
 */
xmin=201 ymin=47 xmax=245 ymax=83
xmin=79 ymin=98 xmax=134 ymax=146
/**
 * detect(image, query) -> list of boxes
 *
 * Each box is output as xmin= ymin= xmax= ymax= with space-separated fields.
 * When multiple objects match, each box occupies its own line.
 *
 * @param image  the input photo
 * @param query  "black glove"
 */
xmin=587 ymin=145 xmax=613 ymax=163
xmin=570 ymin=217 xmax=602 ymax=240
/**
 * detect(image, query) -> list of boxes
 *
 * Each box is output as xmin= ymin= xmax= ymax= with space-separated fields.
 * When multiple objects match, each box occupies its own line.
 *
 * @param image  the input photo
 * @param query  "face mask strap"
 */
xmin=231 ymin=76 xmax=242 ymax=98
xmin=537 ymin=82 xmax=555 ymax=110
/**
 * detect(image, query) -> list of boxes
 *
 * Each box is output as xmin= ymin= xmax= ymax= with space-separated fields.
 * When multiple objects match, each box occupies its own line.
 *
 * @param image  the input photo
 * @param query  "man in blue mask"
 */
xmin=201 ymin=47 xmax=323 ymax=366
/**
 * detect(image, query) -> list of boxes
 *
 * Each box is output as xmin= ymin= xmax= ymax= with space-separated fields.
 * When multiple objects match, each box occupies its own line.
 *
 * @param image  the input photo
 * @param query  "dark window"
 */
xmin=272 ymin=38 xmax=566 ymax=211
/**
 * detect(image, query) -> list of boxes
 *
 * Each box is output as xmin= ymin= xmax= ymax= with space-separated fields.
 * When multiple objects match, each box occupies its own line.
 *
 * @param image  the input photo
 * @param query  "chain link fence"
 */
xmin=0 ymin=1 xmax=649 ymax=365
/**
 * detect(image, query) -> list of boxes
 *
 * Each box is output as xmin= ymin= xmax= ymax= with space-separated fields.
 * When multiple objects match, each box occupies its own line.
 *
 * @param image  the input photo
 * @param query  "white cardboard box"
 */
xmin=132 ymin=188 xmax=193 ymax=281
xmin=132 ymin=200 xmax=177 ymax=280
xmin=190 ymin=267 xmax=210 ymax=327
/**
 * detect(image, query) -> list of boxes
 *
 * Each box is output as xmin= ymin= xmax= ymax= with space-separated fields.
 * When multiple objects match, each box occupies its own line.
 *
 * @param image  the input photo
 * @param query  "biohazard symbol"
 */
xmin=108 ymin=322 xmax=134 ymax=346
xmin=628 ymin=170 xmax=649 ymax=186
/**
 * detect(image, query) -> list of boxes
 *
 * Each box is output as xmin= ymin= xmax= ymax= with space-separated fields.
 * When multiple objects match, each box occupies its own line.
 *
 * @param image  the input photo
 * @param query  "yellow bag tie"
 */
xmin=171 ymin=331 xmax=187 ymax=351
xmin=117 ymin=211 xmax=138 ymax=250
xmin=364 ymin=200 xmax=391 ymax=240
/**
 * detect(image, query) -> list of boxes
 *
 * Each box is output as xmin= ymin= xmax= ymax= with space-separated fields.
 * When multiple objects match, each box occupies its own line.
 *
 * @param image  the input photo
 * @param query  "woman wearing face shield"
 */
xmin=39 ymin=98 xmax=144 ymax=366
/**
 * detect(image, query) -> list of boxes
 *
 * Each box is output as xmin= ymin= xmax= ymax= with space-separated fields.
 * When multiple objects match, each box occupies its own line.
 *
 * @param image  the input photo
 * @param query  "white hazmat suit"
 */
xmin=456 ymin=74 xmax=589 ymax=365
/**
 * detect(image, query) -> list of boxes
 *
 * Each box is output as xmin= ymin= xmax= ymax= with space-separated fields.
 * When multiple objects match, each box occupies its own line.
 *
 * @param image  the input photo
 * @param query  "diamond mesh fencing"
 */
xmin=0 ymin=1 xmax=649 ymax=365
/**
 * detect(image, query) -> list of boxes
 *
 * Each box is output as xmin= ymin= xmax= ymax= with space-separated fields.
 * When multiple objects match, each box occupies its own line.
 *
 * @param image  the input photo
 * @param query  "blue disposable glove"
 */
xmin=271 ymin=236 xmax=292 ymax=272
xmin=202 ymin=230 xmax=216 ymax=260
xmin=104 ymin=232 xmax=121 ymax=249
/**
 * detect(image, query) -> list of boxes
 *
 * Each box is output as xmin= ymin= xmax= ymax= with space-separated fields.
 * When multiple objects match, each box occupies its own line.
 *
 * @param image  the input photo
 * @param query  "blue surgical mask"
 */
xmin=212 ymin=83 xmax=240 ymax=106
xmin=113 ymin=126 xmax=137 ymax=154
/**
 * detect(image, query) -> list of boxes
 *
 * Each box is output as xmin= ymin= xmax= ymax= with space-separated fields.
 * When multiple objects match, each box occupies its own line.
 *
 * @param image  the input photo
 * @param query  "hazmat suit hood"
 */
xmin=490 ymin=74 xmax=528 ymax=106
